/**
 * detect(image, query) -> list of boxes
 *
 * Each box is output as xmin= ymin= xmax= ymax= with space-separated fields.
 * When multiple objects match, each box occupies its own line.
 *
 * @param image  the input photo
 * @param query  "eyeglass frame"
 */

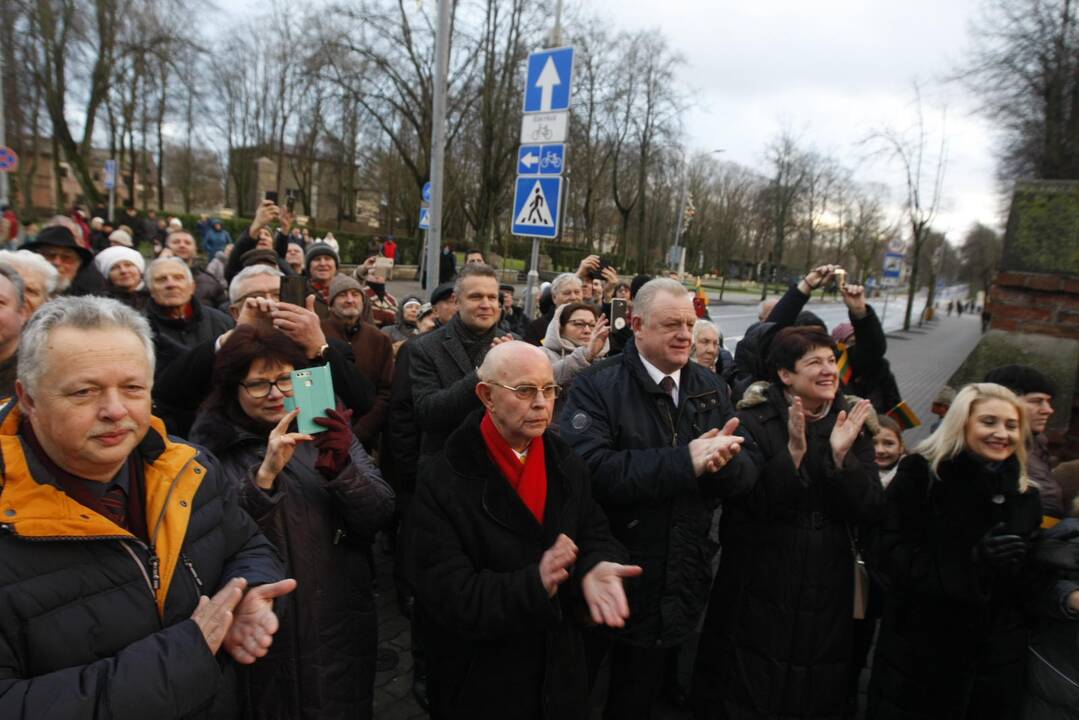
xmin=566 ymin=319 xmax=597 ymax=330
xmin=485 ymin=381 xmax=563 ymax=401
xmin=240 ymin=374 xmax=294 ymax=399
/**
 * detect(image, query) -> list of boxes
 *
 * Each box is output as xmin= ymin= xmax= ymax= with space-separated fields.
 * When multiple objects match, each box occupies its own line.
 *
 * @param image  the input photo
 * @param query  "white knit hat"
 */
xmin=108 ymin=229 xmax=134 ymax=247
xmin=94 ymin=246 xmax=145 ymax=278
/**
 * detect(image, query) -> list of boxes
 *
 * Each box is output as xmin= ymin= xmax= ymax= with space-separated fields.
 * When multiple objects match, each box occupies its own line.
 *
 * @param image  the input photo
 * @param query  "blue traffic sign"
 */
xmin=522 ymin=47 xmax=574 ymax=114
xmin=518 ymin=144 xmax=565 ymax=175
xmin=422 ymin=182 xmax=432 ymax=203
xmin=104 ymin=159 xmax=117 ymax=190
xmin=511 ymin=176 xmax=562 ymax=238
xmin=419 ymin=207 xmax=430 ymax=230
xmin=883 ymin=252 xmax=903 ymax=279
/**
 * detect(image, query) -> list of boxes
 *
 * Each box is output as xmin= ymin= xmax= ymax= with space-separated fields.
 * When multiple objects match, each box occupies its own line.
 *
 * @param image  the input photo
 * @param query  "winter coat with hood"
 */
xmin=541 ymin=304 xmax=609 ymax=417
xmin=382 ymin=294 xmax=421 ymax=344
xmin=1023 ymin=517 xmax=1079 ymax=720
xmin=692 ymin=381 xmax=883 ymax=720
xmin=558 ymin=338 xmax=755 ymax=648
xmin=867 ymin=451 xmax=1043 ymax=720
xmin=0 ymin=404 xmax=285 ymax=719
xmin=189 ymin=407 xmax=394 ymax=720
xmin=413 ymin=409 xmax=628 ymax=720
xmin=202 ymin=221 xmax=232 ymax=259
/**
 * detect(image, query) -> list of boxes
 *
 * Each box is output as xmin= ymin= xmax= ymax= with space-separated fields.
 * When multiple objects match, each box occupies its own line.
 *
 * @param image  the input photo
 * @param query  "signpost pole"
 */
xmin=107 ymin=159 xmax=116 ymax=222
xmin=424 ymin=0 xmax=452 ymax=294
xmin=0 ymin=50 xmax=8 ymax=208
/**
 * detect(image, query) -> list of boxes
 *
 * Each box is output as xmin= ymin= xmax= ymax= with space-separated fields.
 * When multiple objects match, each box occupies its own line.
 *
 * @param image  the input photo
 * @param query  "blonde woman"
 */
xmin=868 ymin=383 xmax=1043 ymax=720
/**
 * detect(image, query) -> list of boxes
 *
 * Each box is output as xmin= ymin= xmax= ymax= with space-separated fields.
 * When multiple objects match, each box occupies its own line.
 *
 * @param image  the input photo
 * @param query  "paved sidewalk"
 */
xmin=370 ymin=312 xmax=986 ymax=720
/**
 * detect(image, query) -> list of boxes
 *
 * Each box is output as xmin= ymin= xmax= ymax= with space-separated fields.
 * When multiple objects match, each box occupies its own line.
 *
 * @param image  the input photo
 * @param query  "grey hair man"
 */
xmin=0 ymin=249 xmax=59 ymax=314
xmin=523 ymin=272 xmax=583 ymax=345
xmin=0 ymin=296 xmax=292 ymax=718
xmin=559 ymin=277 xmax=750 ymax=718
xmin=145 ymin=257 xmax=235 ymax=375
xmin=0 ymin=264 xmax=29 ymax=397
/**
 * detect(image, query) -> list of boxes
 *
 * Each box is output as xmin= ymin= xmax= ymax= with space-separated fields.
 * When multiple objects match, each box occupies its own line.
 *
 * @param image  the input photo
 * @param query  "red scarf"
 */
xmin=480 ymin=412 xmax=546 ymax=525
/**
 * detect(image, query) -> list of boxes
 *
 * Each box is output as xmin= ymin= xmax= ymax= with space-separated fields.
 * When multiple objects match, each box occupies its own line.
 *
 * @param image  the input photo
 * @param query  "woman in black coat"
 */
xmin=692 ymin=326 xmax=883 ymax=720
xmin=190 ymin=326 xmax=395 ymax=720
xmin=867 ymin=382 xmax=1043 ymax=720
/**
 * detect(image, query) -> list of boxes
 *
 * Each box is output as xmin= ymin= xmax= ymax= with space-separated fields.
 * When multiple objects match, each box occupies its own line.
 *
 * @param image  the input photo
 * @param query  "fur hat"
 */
xmin=108 ymin=229 xmax=134 ymax=247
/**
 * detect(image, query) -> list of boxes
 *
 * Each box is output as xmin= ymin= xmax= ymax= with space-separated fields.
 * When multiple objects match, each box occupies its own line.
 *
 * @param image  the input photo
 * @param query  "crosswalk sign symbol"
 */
xmin=418 ymin=207 xmax=430 ymax=230
xmin=511 ymin=176 xmax=562 ymax=238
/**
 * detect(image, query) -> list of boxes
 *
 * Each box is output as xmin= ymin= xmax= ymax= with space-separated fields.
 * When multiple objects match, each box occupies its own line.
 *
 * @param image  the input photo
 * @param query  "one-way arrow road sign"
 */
xmin=522 ymin=47 xmax=574 ymax=114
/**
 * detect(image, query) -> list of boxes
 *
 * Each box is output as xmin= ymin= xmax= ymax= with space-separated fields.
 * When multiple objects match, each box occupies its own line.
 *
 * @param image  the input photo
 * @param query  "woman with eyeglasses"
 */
xmin=542 ymin=302 xmax=610 ymax=417
xmin=189 ymin=325 xmax=394 ymax=720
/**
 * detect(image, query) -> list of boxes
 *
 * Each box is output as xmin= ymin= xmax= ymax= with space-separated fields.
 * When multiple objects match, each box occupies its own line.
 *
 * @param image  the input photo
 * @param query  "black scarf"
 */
xmin=449 ymin=313 xmax=499 ymax=366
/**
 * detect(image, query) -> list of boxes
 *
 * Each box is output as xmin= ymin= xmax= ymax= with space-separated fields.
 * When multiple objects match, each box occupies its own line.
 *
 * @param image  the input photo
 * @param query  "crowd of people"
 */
xmin=0 ymin=201 xmax=1075 ymax=720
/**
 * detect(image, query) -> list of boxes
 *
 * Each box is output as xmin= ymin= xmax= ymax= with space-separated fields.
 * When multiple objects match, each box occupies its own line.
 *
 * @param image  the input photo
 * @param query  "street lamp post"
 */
xmin=671 ymin=148 xmax=722 ymax=279
xmin=424 ymin=0 xmax=453 ymax=293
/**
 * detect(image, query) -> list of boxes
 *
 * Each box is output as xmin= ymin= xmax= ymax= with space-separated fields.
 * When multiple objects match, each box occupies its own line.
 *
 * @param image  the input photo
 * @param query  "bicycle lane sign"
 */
xmin=517 ymin=144 xmax=565 ymax=176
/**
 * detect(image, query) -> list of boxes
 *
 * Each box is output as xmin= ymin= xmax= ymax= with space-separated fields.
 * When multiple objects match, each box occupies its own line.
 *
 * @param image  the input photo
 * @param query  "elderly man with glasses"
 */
xmin=413 ymin=340 xmax=640 ymax=720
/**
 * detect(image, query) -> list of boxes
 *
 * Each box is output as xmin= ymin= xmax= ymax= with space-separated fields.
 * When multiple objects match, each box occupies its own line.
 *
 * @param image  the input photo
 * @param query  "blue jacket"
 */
xmin=202 ymin=221 xmax=231 ymax=258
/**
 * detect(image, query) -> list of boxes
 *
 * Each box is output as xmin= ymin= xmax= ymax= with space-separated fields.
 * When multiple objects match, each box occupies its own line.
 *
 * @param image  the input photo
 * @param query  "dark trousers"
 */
xmin=585 ymin=632 xmax=668 ymax=720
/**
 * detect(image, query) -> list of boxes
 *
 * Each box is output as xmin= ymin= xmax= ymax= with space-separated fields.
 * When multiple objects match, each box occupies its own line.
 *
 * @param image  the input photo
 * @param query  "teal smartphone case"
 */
xmin=283 ymin=365 xmax=335 ymax=434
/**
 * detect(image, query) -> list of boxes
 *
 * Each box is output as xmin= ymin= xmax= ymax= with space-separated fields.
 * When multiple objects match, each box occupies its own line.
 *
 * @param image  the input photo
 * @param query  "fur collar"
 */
xmin=737 ymin=380 xmax=880 ymax=434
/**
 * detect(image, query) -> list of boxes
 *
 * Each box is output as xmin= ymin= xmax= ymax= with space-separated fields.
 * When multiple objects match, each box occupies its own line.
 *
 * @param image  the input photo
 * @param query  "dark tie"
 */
xmin=100 ymin=485 xmax=127 ymax=528
xmin=659 ymin=375 xmax=675 ymax=400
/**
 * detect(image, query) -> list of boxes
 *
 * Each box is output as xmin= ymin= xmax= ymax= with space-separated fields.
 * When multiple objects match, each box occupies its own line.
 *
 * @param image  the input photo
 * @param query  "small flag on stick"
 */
xmin=886 ymin=401 xmax=922 ymax=430
xmin=836 ymin=343 xmax=854 ymax=385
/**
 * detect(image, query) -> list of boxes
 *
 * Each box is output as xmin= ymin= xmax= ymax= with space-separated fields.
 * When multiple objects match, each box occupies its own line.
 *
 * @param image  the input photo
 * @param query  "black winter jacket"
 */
xmin=146 ymin=296 xmax=235 ymax=377
xmin=190 ymin=409 xmax=394 ymax=720
xmin=867 ymin=452 xmax=1043 ymax=720
xmin=413 ymin=410 xmax=628 ymax=720
xmin=408 ymin=315 xmax=509 ymax=460
xmin=0 ymin=408 xmax=285 ymax=719
xmin=559 ymin=338 xmax=754 ymax=647
xmin=693 ymin=382 xmax=882 ymax=719
xmin=731 ymin=285 xmax=900 ymax=413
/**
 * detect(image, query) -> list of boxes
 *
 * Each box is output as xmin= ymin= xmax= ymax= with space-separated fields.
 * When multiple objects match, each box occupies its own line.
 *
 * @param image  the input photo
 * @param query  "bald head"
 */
xmin=476 ymin=341 xmax=556 ymax=450
xmin=478 ymin=341 xmax=553 ymax=385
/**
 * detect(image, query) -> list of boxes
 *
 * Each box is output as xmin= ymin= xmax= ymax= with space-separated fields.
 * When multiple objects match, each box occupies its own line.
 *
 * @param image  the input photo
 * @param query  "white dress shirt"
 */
xmin=638 ymin=353 xmax=681 ymax=405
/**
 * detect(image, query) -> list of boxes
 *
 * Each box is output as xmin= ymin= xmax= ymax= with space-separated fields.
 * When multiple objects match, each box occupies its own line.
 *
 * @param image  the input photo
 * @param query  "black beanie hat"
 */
xmin=630 ymin=274 xmax=653 ymax=299
xmin=794 ymin=310 xmax=827 ymax=330
xmin=984 ymin=364 xmax=1056 ymax=397
xmin=305 ymin=243 xmax=339 ymax=273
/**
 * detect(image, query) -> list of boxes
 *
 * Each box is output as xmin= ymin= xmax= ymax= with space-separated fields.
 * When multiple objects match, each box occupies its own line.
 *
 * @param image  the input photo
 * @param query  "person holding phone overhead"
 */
xmin=190 ymin=325 xmax=395 ymax=720
xmin=867 ymin=383 xmax=1044 ymax=720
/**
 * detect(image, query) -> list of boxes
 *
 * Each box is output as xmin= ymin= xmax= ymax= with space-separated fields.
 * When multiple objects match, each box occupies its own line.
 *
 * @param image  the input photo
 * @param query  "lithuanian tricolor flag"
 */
xmin=886 ymin=401 xmax=922 ymax=429
xmin=695 ymin=276 xmax=708 ymax=303
xmin=836 ymin=343 xmax=853 ymax=385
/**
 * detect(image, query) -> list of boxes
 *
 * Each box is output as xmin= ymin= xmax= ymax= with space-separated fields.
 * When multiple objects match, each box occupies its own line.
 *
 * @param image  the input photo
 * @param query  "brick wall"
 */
xmin=989 ymin=270 xmax=1079 ymax=461
xmin=989 ymin=271 xmax=1079 ymax=338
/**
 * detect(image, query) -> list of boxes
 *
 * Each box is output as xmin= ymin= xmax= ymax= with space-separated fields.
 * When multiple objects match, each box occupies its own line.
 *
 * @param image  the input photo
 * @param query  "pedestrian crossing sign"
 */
xmin=511 ymin=176 xmax=562 ymax=238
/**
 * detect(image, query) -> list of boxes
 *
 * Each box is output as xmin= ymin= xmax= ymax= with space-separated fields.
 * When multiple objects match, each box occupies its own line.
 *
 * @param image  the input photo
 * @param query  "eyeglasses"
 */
xmin=567 ymin=320 xmax=596 ymax=330
xmin=487 ymin=382 xmax=563 ymax=400
xmin=240 ymin=375 xmax=294 ymax=398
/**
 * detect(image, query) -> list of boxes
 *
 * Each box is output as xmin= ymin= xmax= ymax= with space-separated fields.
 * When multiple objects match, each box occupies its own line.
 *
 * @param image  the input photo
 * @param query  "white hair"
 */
xmin=147 ymin=256 xmax=193 ymax=284
xmin=633 ymin=278 xmax=688 ymax=321
xmin=17 ymin=296 xmax=155 ymax=395
xmin=550 ymin=273 xmax=582 ymax=299
xmin=0 ymin=249 xmax=58 ymax=296
xmin=229 ymin=264 xmax=284 ymax=304
xmin=692 ymin=319 xmax=720 ymax=344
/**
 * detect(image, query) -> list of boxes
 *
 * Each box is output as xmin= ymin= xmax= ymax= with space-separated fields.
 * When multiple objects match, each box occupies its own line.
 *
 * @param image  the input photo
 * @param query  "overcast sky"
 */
xmin=587 ymin=0 xmax=1001 ymax=241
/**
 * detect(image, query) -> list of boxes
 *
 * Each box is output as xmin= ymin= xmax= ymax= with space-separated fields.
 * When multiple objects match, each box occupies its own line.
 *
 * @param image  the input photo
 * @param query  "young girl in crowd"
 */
xmin=873 ymin=416 xmax=906 ymax=488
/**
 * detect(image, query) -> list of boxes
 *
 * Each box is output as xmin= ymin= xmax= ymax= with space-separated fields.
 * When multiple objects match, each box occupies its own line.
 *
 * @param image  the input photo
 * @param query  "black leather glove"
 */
xmin=975 ymin=522 xmax=1028 ymax=573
